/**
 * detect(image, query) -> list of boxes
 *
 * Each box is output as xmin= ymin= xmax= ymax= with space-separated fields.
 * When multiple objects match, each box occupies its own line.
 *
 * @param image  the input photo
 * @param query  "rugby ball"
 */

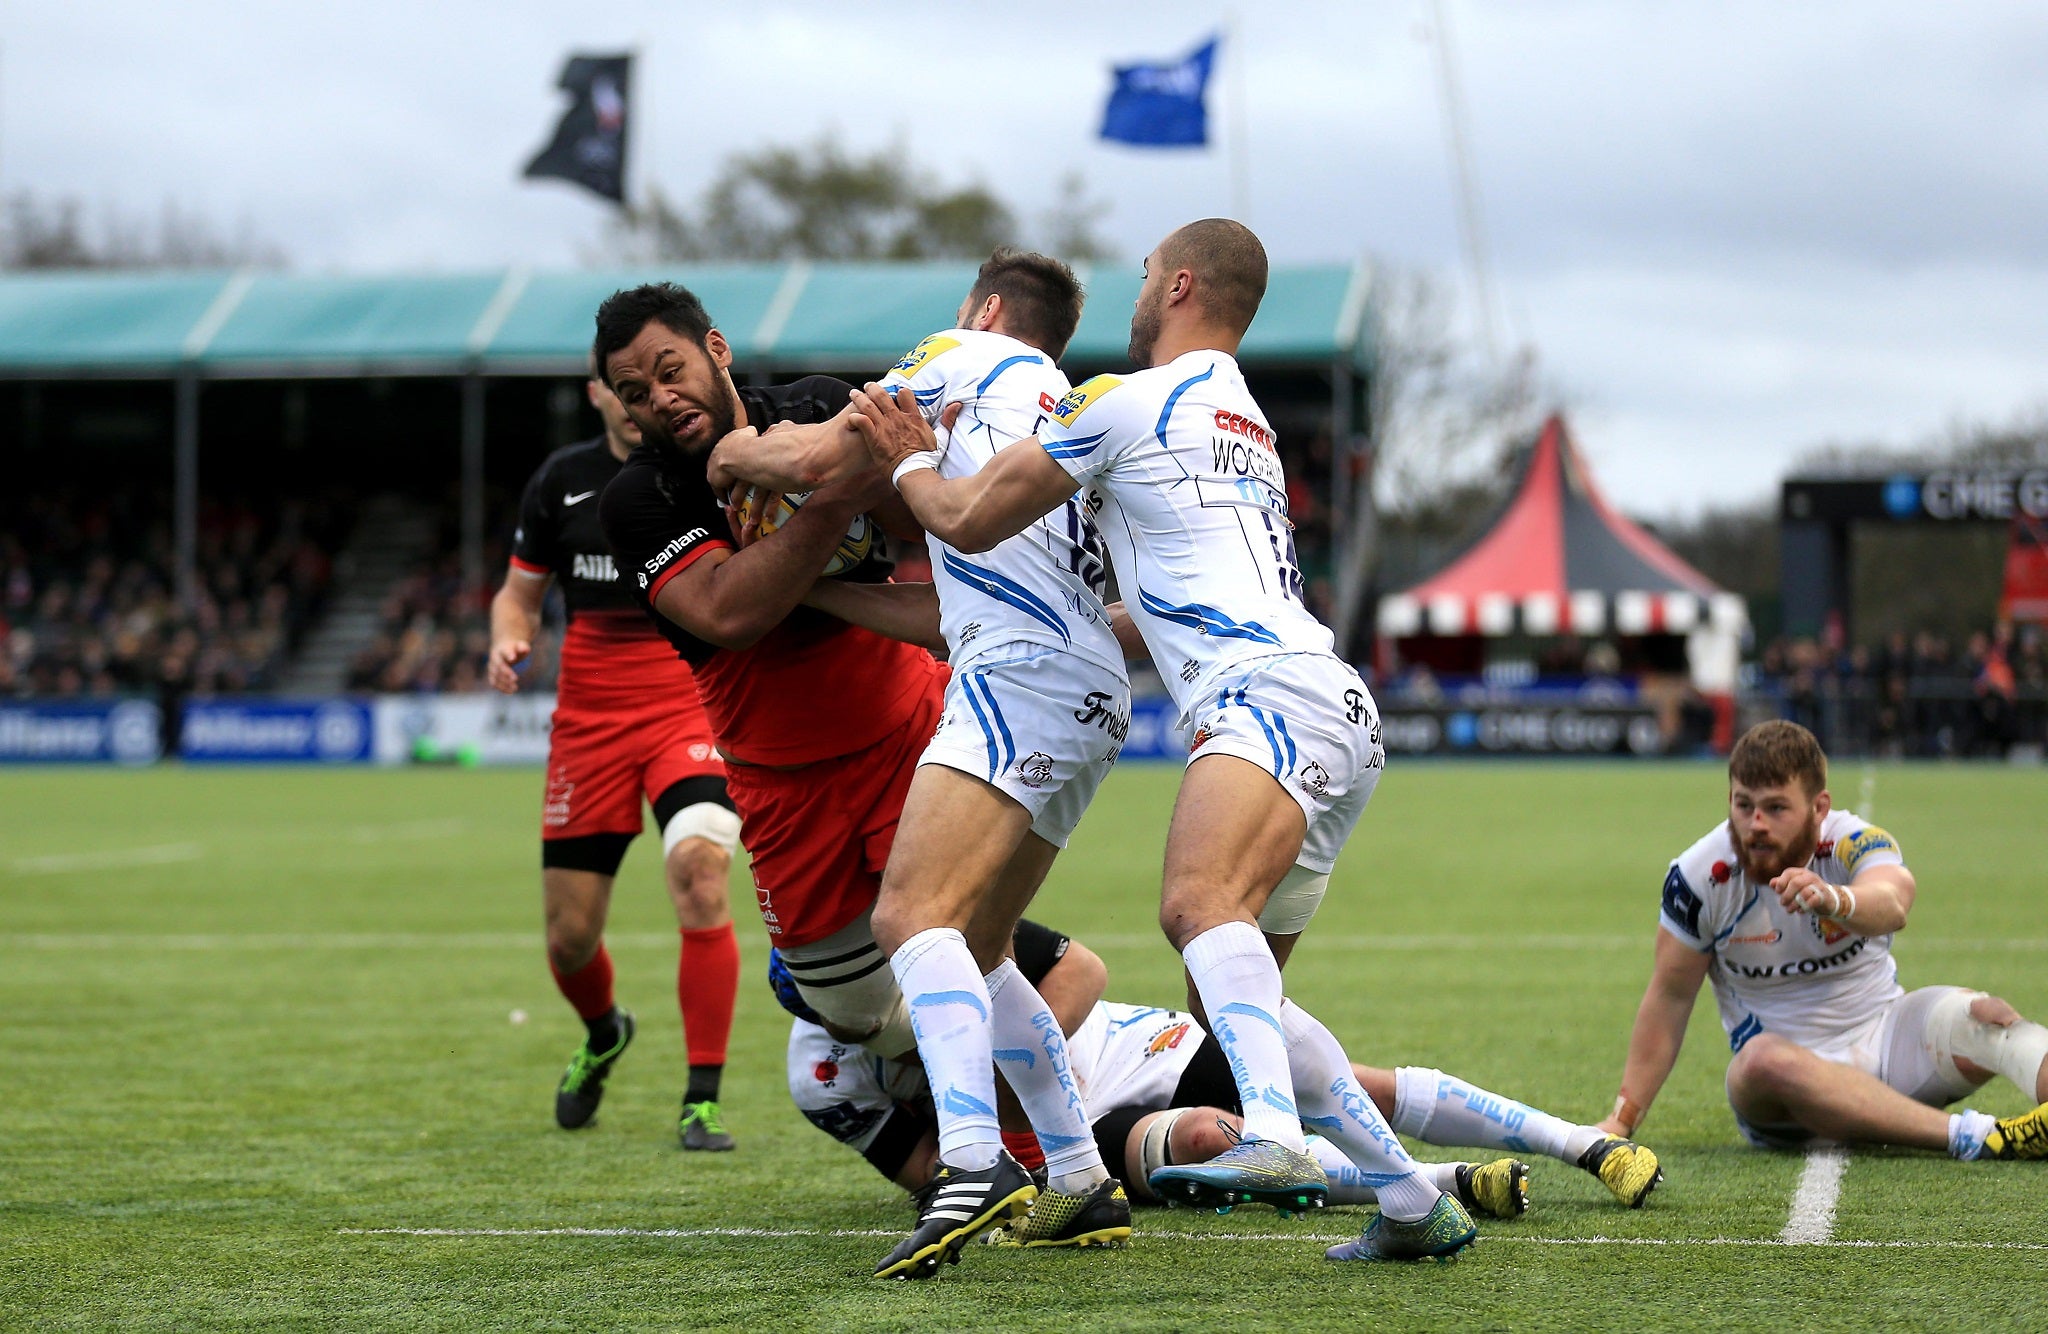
xmin=737 ymin=487 xmax=877 ymax=576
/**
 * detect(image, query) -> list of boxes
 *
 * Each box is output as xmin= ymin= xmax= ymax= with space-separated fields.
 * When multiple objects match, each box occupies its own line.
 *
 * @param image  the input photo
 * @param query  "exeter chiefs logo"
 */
xmin=1297 ymin=761 xmax=1331 ymax=798
xmin=1018 ymin=752 xmax=1054 ymax=788
xmin=1811 ymin=914 xmax=1852 ymax=946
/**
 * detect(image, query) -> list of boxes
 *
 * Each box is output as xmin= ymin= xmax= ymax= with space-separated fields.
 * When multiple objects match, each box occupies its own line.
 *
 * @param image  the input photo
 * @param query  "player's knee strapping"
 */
xmin=1139 ymin=1106 xmax=1193 ymax=1179
xmin=1257 ymin=865 xmax=1329 ymax=937
xmin=1928 ymin=988 xmax=2048 ymax=1092
xmin=662 ymin=802 xmax=741 ymax=857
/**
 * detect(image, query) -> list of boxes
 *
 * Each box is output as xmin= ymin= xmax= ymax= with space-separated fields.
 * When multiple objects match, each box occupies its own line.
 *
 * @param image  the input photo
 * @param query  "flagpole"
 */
xmin=1225 ymin=15 xmax=1250 ymax=223
xmin=1428 ymin=0 xmax=1503 ymax=365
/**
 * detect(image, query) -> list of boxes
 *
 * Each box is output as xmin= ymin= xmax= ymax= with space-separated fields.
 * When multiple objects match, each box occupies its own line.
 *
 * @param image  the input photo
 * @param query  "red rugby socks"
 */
xmin=551 ymin=943 xmax=617 ymax=1023
xmin=679 ymin=923 xmax=740 ymax=1071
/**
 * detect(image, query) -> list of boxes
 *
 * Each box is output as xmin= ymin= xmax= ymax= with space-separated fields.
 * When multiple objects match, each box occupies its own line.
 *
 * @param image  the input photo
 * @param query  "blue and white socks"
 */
xmin=986 ymin=957 xmax=1108 ymax=1193
xmin=1182 ymin=921 xmax=1306 ymax=1152
xmin=892 ymin=927 xmax=1001 ymax=1171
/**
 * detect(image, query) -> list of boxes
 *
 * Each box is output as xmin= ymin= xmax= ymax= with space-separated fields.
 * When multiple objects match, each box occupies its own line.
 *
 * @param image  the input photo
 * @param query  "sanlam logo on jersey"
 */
xmin=891 ymin=334 xmax=960 ymax=377
xmin=1052 ymin=375 xmax=1121 ymax=424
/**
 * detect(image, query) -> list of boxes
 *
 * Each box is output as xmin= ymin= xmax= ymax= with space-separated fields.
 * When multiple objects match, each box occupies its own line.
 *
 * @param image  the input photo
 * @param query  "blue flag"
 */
xmin=1100 ymin=38 xmax=1217 ymax=147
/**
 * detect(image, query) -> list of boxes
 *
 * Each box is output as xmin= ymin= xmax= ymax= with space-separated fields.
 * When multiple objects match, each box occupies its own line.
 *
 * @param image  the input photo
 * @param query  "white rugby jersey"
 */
xmin=787 ymin=1001 xmax=1205 ymax=1149
xmin=879 ymin=328 xmax=1124 ymax=677
xmin=1035 ymin=350 xmax=1336 ymax=720
xmin=1659 ymin=808 xmax=1908 ymax=1055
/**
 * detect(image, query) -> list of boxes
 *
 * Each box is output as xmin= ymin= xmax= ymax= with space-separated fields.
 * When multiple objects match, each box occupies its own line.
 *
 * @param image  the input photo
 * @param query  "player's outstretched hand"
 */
xmin=1771 ymin=866 xmax=1839 ymax=916
xmin=847 ymin=383 xmax=937 ymax=467
xmin=487 ymin=638 xmax=530 ymax=694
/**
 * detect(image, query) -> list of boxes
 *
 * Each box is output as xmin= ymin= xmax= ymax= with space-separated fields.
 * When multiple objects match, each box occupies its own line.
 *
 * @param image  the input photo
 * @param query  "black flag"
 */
xmin=523 ymin=54 xmax=632 ymax=203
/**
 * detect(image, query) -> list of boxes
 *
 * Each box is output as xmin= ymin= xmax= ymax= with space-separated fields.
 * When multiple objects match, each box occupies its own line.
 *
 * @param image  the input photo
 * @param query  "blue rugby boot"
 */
xmin=1148 ymin=1135 xmax=1329 ymax=1215
xmin=1326 ymin=1194 xmax=1479 ymax=1263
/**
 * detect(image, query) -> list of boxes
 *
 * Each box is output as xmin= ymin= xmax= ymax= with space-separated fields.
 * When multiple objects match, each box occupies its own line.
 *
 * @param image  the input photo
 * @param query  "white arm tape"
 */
xmin=891 ymin=453 xmax=940 ymax=488
xmin=663 ymin=802 xmax=742 ymax=857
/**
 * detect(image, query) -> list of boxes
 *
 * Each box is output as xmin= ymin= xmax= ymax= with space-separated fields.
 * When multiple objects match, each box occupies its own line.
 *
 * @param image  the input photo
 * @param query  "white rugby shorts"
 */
xmin=1181 ymin=652 xmax=1385 ymax=877
xmin=920 ymin=646 xmax=1129 ymax=848
xmin=1730 ymin=985 xmax=1984 ymax=1149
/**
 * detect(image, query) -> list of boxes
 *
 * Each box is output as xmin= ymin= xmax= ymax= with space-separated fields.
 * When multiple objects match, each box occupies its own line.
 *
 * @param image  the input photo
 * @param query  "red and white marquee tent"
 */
xmin=1377 ymin=415 xmax=1747 ymax=681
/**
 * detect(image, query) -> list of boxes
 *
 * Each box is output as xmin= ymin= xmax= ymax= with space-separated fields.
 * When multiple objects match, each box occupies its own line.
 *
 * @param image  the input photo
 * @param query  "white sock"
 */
xmin=1309 ymin=1136 xmax=1462 ymax=1204
xmin=891 ymin=927 xmax=999 ymax=1171
xmin=986 ymin=958 xmax=1107 ymax=1193
xmin=1182 ymin=921 xmax=1305 ymax=1151
xmin=1949 ymin=1109 xmax=1998 ymax=1161
xmin=1280 ymin=1000 xmax=1440 ymax=1221
xmin=1391 ymin=1065 xmax=1598 ymax=1162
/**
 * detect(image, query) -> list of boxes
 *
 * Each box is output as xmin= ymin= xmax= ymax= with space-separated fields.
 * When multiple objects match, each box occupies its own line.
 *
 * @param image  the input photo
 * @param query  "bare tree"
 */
xmin=1 ymin=191 xmax=284 ymax=270
xmin=1330 ymin=265 xmax=1546 ymax=650
xmin=606 ymin=139 xmax=1114 ymax=266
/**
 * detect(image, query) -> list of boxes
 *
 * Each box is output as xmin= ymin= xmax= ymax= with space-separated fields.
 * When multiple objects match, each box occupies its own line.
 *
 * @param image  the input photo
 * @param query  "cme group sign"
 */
xmin=1787 ymin=468 xmax=2048 ymax=524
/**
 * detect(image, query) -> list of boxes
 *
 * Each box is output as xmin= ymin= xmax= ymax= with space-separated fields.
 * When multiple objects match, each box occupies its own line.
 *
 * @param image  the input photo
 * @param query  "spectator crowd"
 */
xmin=1752 ymin=623 xmax=2048 ymax=758
xmin=1 ymin=488 xmax=340 ymax=703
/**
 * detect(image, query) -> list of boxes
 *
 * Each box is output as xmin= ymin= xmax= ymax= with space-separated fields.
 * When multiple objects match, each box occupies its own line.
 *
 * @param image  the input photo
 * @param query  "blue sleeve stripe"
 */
xmin=1043 ymin=429 xmax=1111 ymax=460
xmin=976 ymin=353 xmax=1044 ymax=395
xmin=1153 ymin=364 xmax=1216 ymax=444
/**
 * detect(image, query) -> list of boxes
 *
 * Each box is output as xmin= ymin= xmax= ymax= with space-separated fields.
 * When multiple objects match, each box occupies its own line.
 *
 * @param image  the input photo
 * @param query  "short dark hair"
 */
xmin=1158 ymin=218 xmax=1267 ymax=335
xmin=1729 ymin=720 xmax=1828 ymax=797
xmin=967 ymin=248 xmax=1084 ymax=360
xmin=592 ymin=283 xmax=714 ymax=386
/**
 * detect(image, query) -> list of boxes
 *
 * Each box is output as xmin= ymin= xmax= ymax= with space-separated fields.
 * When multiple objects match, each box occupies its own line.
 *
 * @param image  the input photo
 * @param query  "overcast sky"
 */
xmin=5 ymin=1 xmax=2046 ymax=516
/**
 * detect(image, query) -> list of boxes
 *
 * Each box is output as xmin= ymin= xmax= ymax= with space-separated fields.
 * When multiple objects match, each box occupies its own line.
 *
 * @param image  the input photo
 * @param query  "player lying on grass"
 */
xmin=776 ymin=925 xmax=1666 ymax=1226
xmin=1601 ymin=720 xmax=2048 ymax=1160
xmin=711 ymin=251 xmax=1139 ymax=1276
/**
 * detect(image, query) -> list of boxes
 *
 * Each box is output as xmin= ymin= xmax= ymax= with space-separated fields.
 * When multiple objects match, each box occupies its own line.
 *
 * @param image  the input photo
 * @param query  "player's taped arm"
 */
xmin=850 ymin=382 xmax=1077 ymax=553
xmin=1843 ymin=863 xmax=1914 ymax=935
xmin=1601 ymin=927 xmax=1712 ymax=1136
xmin=801 ymin=578 xmax=946 ymax=652
xmin=709 ymin=411 xmax=867 ymax=494
xmin=1771 ymin=863 xmax=1915 ymax=937
xmin=486 ymin=564 xmax=548 ymax=693
xmin=653 ymin=483 xmax=874 ymax=650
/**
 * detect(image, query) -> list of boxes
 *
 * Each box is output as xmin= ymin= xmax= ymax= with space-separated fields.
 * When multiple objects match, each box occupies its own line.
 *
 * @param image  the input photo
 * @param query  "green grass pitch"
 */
xmin=3 ymin=760 xmax=2045 ymax=1330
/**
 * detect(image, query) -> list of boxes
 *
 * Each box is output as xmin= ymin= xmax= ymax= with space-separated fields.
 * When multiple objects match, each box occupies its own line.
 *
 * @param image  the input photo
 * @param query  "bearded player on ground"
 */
xmin=1601 ymin=719 xmax=2048 ymax=1160
xmin=487 ymin=371 xmax=742 ymax=1149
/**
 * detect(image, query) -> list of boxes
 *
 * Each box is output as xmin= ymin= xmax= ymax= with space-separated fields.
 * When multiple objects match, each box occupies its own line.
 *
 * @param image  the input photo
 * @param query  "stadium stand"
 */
xmin=1752 ymin=623 xmax=2048 ymax=758
xmin=0 ymin=484 xmax=345 ymax=701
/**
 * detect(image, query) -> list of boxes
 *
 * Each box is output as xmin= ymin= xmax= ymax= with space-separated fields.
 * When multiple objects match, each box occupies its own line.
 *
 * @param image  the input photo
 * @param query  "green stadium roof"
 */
xmin=0 ymin=261 xmax=1372 ymax=379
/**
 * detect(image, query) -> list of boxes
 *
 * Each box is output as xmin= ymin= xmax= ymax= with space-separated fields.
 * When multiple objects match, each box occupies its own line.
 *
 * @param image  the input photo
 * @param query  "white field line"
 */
xmin=10 ymin=932 xmax=2048 ymax=953
xmin=1780 ymin=1147 xmax=1848 ymax=1245
xmin=7 ymin=843 xmax=203 ymax=875
xmin=337 ymin=1225 xmax=2048 ymax=1251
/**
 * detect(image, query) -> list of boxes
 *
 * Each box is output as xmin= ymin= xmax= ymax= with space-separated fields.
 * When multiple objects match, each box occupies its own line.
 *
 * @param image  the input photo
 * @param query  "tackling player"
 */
xmin=1600 ymin=720 xmax=2048 ymax=1160
xmin=777 ymin=930 xmax=1663 ymax=1218
xmin=710 ymin=251 xmax=1135 ymax=1276
xmin=592 ymin=283 xmax=952 ymax=1073
xmin=487 ymin=372 xmax=743 ymax=1149
xmin=849 ymin=219 xmax=1477 ymax=1262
